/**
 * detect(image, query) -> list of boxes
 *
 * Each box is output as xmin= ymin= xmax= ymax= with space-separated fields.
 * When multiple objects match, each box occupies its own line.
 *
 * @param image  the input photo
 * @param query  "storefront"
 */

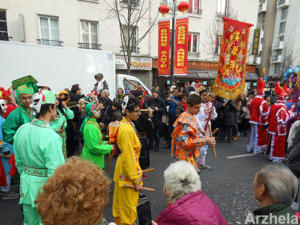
xmin=152 ymin=59 xmax=258 ymax=91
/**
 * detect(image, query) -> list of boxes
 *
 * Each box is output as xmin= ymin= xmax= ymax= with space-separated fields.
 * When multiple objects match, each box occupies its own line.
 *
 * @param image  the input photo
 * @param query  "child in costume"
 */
xmin=171 ymin=93 xmax=216 ymax=172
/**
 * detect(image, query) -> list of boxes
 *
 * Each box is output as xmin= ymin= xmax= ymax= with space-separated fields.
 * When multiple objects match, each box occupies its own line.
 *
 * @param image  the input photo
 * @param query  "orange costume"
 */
xmin=171 ymin=112 xmax=204 ymax=171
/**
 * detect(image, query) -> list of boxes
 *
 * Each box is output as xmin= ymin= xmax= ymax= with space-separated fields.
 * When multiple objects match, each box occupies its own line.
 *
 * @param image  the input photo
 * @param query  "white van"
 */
xmin=0 ymin=41 xmax=151 ymax=98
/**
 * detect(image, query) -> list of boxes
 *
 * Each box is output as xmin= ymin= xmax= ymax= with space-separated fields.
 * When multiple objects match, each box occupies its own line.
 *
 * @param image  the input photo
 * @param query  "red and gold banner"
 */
xmin=158 ymin=19 xmax=170 ymax=75
xmin=212 ymin=17 xmax=253 ymax=100
xmin=174 ymin=16 xmax=189 ymax=75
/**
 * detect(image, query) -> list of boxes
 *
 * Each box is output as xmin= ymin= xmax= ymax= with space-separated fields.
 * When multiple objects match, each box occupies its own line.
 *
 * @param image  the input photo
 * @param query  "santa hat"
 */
xmin=256 ymin=78 xmax=265 ymax=95
xmin=275 ymin=82 xmax=287 ymax=100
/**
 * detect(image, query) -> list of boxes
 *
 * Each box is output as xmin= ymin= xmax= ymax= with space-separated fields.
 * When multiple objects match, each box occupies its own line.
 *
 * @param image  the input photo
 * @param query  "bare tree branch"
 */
xmin=106 ymin=0 xmax=157 ymax=74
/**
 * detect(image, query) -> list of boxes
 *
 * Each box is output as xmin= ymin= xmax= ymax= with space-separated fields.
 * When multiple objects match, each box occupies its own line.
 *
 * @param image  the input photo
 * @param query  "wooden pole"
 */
xmin=124 ymin=184 xmax=155 ymax=192
xmin=142 ymin=168 xmax=155 ymax=174
xmin=209 ymin=123 xmax=217 ymax=158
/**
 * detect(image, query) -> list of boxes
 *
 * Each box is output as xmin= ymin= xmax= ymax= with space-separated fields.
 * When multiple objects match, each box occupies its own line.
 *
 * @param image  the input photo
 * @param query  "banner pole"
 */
xmin=170 ymin=0 xmax=176 ymax=84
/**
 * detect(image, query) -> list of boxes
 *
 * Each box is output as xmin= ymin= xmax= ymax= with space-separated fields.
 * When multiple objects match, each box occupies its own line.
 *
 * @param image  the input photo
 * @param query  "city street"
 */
xmin=0 ymin=136 xmax=271 ymax=225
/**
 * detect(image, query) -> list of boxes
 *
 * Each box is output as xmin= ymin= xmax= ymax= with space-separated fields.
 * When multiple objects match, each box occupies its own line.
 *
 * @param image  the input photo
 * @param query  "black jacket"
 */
xmin=147 ymin=97 xmax=166 ymax=120
xmin=223 ymin=100 xmax=238 ymax=126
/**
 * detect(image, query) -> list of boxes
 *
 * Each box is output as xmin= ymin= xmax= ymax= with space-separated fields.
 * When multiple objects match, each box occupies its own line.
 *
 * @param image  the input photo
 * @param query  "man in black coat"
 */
xmin=147 ymin=91 xmax=166 ymax=152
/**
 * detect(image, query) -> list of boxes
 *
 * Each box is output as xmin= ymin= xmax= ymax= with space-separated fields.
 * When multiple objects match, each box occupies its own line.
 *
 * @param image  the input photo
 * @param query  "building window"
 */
xmin=188 ymin=0 xmax=202 ymax=15
xmin=274 ymin=64 xmax=281 ymax=75
xmin=215 ymin=35 xmax=222 ymax=55
xmin=79 ymin=20 xmax=100 ymax=49
xmin=122 ymin=25 xmax=138 ymax=53
xmin=121 ymin=0 xmax=139 ymax=5
xmin=281 ymin=8 xmax=288 ymax=20
xmin=0 ymin=10 xmax=8 ymax=41
xmin=217 ymin=0 xmax=228 ymax=17
xmin=279 ymin=35 xmax=284 ymax=42
xmin=278 ymin=21 xmax=286 ymax=35
xmin=188 ymin=33 xmax=199 ymax=53
xmin=39 ymin=16 xmax=61 ymax=46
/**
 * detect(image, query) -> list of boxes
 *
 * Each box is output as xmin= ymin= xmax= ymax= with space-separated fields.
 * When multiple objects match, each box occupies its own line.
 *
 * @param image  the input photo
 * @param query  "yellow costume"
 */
xmin=113 ymin=117 xmax=142 ymax=225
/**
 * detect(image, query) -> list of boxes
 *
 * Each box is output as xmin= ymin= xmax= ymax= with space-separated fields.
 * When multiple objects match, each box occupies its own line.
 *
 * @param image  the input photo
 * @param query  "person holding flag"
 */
xmin=195 ymin=89 xmax=217 ymax=170
xmin=247 ymin=78 xmax=269 ymax=154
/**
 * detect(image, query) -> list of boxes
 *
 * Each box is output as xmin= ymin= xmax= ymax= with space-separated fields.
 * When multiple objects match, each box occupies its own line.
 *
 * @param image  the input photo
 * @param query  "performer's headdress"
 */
xmin=30 ymin=90 xmax=56 ymax=114
xmin=256 ymin=78 xmax=265 ymax=95
xmin=79 ymin=102 xmax=99 ymax=133
xmin=275 ymin=82 xmax=287 ymax=100
xmin=12 ymin=75 xmax=38 ymax=104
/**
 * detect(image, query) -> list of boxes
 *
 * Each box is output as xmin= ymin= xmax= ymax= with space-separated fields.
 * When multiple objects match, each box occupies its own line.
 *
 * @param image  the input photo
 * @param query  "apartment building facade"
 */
xmin=254 ymin=0 xmax=300 ymax=78
xmin=0 ymin=0 xmax=258 ymax=88
xmin=269 ymin=0 xmax=300 ymax=78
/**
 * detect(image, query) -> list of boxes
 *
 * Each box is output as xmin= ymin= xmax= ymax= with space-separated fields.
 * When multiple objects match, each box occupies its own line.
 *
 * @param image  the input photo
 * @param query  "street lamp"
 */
xmin=159 ymin=1 xmax=189 ymax=84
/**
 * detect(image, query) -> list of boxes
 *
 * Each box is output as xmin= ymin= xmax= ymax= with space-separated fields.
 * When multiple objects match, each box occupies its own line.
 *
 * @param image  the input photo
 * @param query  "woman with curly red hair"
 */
xmin=35 ymin=157 xmax=111 ymax=225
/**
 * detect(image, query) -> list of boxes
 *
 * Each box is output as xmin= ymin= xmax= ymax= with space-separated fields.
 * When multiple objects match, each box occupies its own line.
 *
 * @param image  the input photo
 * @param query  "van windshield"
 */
xmin=123 ymin=79 xmax=145 ymax=94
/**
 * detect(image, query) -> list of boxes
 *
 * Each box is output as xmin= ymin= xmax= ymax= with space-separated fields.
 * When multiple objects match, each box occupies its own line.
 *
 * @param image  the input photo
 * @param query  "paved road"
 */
xmin=0 ymin=136 xmax=271 ymax=225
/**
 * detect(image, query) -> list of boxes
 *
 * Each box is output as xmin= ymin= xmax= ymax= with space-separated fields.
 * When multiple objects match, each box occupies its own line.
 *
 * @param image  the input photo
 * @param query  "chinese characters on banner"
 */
xmin=252 ymin=28 xmax=260 ymax=55
xmin=158 ymin=19 xmax=170 ymax=75
xmin=174 ymin=16 xmax=189 ymax=75
xmin=212 ymin=17 xmax=253 ymax=100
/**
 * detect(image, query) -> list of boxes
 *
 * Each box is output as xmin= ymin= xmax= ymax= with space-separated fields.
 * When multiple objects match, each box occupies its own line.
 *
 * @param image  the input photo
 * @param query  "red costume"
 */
xmin=267 ymin=82 xmax=291 ymax=162
xmin=247 ymin=78 xmax=269 ymax=153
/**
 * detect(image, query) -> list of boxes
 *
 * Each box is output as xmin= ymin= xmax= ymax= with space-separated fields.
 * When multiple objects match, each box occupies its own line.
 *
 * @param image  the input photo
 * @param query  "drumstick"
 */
xmin=142 ymin=168 xmax=155 ymax=174
xmin=212 ymin=128 xmax=219 ymax=136
xmin=124 ymin=184 xmax=155 ymax=192
xmin=209 ymin=124 xmax=217 ymax=158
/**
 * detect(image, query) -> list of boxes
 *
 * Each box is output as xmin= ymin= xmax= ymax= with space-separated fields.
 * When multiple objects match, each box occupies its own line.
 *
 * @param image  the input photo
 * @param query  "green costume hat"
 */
xmin=79 ymin=102 xmax=97 ymax=133
xmin=30 ymin=90 xmax=56 ymax=114
xmin=12 ymin=75 xmax=38 ymax=102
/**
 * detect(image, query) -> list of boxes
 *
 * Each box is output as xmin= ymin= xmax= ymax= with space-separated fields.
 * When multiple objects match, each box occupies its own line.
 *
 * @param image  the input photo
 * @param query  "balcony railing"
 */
xmin=258 ymin=3 xmax=267 ymax=13
xmin=278 ymin=0 xmax=289 ymax=8
xmin=120 ymin=45 xmax=139 ymax=53
xmin=37 ymin=39 xmax=63 ymax=46
xmin=188 ymin=51 xmax=200 ymax=57
xmin=272 ymin=41 xmax=284 ymax=50
xmin=78 ymin=43 xmax=101 ymax=50
xmin=120 ymin=0 xmax=139 ymax=6
xmin=0 ymin=32 xmax=9 ymax=41
xmin=188 ymin=7 xmax=203 ymax=15
xmin=271 ymin=55 xmax=283 ymax=63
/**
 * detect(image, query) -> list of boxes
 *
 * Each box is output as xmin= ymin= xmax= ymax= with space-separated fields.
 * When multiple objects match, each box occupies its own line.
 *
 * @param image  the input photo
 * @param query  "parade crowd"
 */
xmin=1 ymin=74 xmax=300 ymax=225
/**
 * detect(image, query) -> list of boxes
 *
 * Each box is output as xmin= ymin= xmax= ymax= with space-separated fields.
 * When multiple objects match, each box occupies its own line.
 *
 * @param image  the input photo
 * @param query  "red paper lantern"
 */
xmin=159 ymin=4 xmax=170 ymax=16
xmin=177 ymin=1 xmax=189 ymax=13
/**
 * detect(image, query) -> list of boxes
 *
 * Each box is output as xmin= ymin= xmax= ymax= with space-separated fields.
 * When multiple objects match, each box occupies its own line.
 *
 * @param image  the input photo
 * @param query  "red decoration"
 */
xmin=177 ymin=1 xmax=189 ymax=13
xmin=158 ymin=20 xmax=171 ymax=75
xmin=212 ymin=17 xmax=253 ymax=100
xmin=0 ymin=87 xmax=11 ymax=100
xmin=159 ymin=4 xmax=170 ymax=15
xmin=174 ymin=17 xmax=189 ymax=75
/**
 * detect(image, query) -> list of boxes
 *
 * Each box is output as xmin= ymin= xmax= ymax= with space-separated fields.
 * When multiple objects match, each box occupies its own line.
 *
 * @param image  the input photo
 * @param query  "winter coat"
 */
xmin=223 ymin=100 xmax=237 ymax=126
xmin=252 ymin=203 xmax=298 ymax=225
xmin=156 ymin=190 xmax=227 ymax=225
xmin=286 ymin=120 xmax=300 ymax=177
xmin=147 ymin=97 xmax=166 ymax=120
